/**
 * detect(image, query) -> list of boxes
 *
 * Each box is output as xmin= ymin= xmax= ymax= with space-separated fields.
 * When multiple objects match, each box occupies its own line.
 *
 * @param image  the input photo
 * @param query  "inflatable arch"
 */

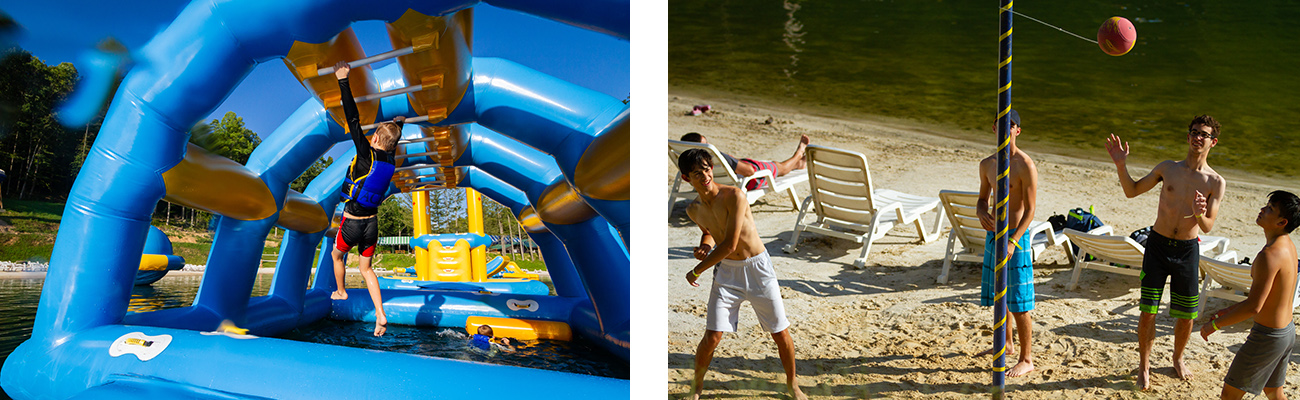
xmin=1 ymin=1 xmax=628 ymax=399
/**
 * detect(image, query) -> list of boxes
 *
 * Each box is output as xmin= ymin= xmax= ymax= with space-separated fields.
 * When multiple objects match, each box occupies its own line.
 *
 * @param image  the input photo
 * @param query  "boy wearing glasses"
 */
xmin=1106 ymin=114 xmax=1227 ymax=390
xmin=677 ymin=149 xmax=807 ymax=400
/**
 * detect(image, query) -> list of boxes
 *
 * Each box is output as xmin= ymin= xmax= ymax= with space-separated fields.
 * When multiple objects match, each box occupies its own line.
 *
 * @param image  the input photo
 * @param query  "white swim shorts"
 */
xmin=706 ymin=251 xmax=789 ymax=333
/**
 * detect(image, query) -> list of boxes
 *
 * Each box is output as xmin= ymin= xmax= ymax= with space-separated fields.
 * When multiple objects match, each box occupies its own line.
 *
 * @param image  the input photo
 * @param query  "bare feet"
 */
xmin=793 ymin=135 xmax=810 ymax=169
xmin=1137 ymin=368 xmax=1151 ymax=391
xmin=1006 ymin=360 xmax=1035 ymax=377
xmin=373 ymin=315 xmax=387 ymax=337
xmin=1173 ymin=357 xmax=1193 ymax=380
xmin=788 ymin=380 xmax=808 ymax=400
xmin=330 ymin=290 xmax=348 ymax=300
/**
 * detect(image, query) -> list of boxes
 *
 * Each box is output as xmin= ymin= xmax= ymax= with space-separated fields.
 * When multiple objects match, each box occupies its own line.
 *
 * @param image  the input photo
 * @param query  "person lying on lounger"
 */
xmin=679 ymin=132 xmax=809 ymax=190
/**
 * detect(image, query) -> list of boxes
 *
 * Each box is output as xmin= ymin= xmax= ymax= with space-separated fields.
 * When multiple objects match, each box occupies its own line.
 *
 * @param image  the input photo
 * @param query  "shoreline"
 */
xmin=0 ymin=267 xmax=397 ymax=280
xmin=665 ymin=91 xmax=1300 ymax=399
xmin=669 ymin=84 xmax=1300 ymax=189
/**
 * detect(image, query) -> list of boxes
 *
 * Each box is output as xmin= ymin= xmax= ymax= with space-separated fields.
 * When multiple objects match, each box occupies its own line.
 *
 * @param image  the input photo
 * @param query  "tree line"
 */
xmin=0 ymin=50 xmax=331 ymax=231
xmin=1 ymin=50 xmax=534 ymax=246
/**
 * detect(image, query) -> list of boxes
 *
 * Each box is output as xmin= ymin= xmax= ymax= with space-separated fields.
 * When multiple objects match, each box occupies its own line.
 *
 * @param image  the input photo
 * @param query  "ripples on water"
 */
xmin=1 ymin=274 xmax=624 ymax=399
xmin=670 ymin=1 xmax=1300 ymax=179
xmin=281 ymin=319 xmax=628 ymax=379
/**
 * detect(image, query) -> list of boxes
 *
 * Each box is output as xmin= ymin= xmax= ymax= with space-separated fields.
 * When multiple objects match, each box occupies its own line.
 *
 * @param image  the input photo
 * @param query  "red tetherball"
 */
xmin=1098 ymin=17 xmax=1137 ymax=56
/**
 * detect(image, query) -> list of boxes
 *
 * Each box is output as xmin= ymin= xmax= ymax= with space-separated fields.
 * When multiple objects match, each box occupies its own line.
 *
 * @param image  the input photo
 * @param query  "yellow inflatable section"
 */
xmin=432 ymin=239 xmax=472 ymax=281
xmin=466 ymin=316 xmax=571 ymax=342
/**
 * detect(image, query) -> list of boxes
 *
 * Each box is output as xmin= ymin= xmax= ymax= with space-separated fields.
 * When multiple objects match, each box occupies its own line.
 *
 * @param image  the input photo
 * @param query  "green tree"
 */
xmin=190 ymin=111 xmax=260 ymax=165
xmin=378 ymin=195 xmax=414 ymax=237
xmin=290 ymin=156 xmax=333 ymax=193
xmin=0 ymin=50 xmax=80 ymax=200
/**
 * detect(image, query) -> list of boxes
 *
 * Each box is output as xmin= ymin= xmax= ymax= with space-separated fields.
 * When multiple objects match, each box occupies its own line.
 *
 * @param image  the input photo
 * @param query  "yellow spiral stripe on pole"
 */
xmin=999 ymin=82 xmax=1012 ymax=93
xmin=999 ymin=55 xmax=1012 ymax=68
xmin=999 ymin=28 xmax=1013 ymax=41
xmin=1000 ymin=2 xmax=1013 ymax=12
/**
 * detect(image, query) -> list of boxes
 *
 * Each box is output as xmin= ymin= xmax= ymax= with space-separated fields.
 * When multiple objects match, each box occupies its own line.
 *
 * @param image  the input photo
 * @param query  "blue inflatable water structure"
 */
xmin=0 ymin=1 xmax=629 ymax=399
xmin=133 ymin=225 xmax=186 ymax=286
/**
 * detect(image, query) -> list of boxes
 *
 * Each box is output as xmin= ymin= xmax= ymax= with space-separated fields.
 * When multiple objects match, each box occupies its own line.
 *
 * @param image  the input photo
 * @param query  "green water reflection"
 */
xmin=670 ymin=0 xmax=1300 ymax=179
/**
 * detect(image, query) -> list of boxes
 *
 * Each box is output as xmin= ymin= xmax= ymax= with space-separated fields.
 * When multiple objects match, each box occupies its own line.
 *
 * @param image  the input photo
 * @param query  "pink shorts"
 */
xmin=740 ymin=159 xmax=779 ymax=190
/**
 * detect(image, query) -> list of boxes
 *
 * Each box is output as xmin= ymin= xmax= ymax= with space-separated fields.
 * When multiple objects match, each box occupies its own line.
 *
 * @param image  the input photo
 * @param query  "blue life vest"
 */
xmin=470 ymin=334 xmax=492 ymax=351
xmin=341 ymin=155 xmax=395 ymax=208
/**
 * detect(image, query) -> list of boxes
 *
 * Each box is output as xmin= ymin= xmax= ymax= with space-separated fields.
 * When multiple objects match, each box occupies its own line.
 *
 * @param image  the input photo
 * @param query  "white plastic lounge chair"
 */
xmin=1063 ymin=228 xmax=1232 ymax=290
xmin=667 ymin=140 xmax=808 ymax=213
xmin=781 ymin=144 xmax=944 ymax=268
xmin=1198 ymin=255 xmax=1300 ymax=310
xmin=934 ymin=190 xmax=1079 ymax=284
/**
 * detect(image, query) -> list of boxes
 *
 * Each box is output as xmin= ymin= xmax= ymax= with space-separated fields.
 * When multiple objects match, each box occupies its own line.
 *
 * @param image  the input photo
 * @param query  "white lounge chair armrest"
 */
xmin=1087 ymin=225 xmax=1114 ymax=236
xmin=877 ymin=201 xmax=904 ymax=215
xmin=1213 ymin=250 xmax=1238 ymax=263
xmin=738 ymin=169 xmax=776 ymax=190
xmin=1028 ymin=221 xmax=1056 ymax=244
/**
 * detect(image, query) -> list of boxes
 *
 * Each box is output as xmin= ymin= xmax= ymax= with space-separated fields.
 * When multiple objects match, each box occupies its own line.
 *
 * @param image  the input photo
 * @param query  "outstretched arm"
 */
xmin=1106 ymin=134 xmax=1161 ymax=197
xmin=334 ymin=61 xmax=369 ymax=152
xmin=1202 ymin=251 xmax=1280 ymax=340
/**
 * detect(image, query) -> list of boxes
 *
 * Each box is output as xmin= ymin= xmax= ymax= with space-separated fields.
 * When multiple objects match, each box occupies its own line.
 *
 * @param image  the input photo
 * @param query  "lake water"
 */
xmin=669 ymin=0 xmax=1300 ymax=180
xmin=0 ymin=274 xmax=625 ymax=400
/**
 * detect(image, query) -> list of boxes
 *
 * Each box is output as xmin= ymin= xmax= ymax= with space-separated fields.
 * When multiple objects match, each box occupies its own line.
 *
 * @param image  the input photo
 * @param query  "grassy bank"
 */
xmin=0 ymin=201 xmax=543 ymax=273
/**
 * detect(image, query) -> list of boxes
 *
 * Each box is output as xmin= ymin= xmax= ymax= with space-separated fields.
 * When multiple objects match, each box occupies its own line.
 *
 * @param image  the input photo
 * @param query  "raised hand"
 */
xmin=1105 ymin=133 xmax=1129 ymax=164
xmin=333 ymin=61 xmax=350 ymax=80
xmin=1192 ymin=190 xmax=1208 ymax=217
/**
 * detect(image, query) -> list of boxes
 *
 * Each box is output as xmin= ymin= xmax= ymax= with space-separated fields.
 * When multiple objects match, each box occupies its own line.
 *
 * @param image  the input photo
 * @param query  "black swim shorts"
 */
xmin=1138 ymin=230 xmax=1200 ymax=319
xmin=334 ymin=216 xmax=378 ymax=257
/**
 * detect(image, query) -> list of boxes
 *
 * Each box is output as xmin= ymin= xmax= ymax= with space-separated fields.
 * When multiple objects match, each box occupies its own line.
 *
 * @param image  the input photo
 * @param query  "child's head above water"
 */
xmin=477 ymin=324 xmax=494 ymax=337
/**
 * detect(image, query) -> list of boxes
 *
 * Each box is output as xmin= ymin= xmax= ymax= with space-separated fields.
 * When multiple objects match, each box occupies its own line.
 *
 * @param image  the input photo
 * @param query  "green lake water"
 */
xmin=670 ymin=0 xmax=1300 ymax=180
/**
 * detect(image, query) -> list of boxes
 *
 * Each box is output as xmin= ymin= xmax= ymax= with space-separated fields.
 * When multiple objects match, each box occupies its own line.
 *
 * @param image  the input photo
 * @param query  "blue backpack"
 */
xmin=1055 ymin=207 xmax=1104 ymax=259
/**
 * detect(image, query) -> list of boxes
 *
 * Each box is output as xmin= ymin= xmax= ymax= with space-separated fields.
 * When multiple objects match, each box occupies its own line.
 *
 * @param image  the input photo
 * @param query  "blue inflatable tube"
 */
xmin=451 ymin=58 xmax=630 ymax=247
xmin=411 ymin=233 xmax=494 ymax=249
xmin=377 ymin=277 xmax=551 ymax=295
xmin=448 ymin=126 xmax=628 ymax=358
xmin=330 ymin=289 xmax=579 ymax=328
xmin=1 ymin=325 xmax=625 ymax=400
xmin=456 ymin=166 xmax=588 ymax=299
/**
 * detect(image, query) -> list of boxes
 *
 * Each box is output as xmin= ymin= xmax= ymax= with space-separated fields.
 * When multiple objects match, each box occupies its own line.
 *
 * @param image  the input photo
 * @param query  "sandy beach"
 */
xmin=665 ymin=92 xmax=1300 ymax=399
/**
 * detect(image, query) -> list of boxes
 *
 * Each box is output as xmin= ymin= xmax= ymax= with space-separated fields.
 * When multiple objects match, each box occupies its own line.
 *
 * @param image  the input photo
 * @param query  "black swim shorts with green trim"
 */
xmin=1139 ymin=230 xmax=1200 ymax=319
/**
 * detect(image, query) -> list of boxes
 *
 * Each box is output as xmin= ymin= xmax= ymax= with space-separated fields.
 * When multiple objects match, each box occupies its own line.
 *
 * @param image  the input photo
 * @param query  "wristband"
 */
xmin=1211 ymin=320 xmax=1219 ymax=331
xmin=690 ymin=269 xmax=701 ymax=277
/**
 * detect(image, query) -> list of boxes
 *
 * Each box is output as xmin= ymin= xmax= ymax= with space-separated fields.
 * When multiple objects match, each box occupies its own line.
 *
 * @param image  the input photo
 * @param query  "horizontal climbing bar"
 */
xmin=353 ymin=84 xmax=423 ymax=104
xmin=408 ymin=184 xmax=450 ymax=193
xmin=397 ymin=136 xmax=441 ymax=145
xmin=316 ymin=46 xmax=415 ymax=76
xmin=395 ymin=150 xmax=438 ymax=160
xmin=395 ymin=172 xmax=444 ymax=181
xmin=362 ymin=115 xmax=429 ymax=131
xmin=394 ymin=163 xmax=439 ymax=172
